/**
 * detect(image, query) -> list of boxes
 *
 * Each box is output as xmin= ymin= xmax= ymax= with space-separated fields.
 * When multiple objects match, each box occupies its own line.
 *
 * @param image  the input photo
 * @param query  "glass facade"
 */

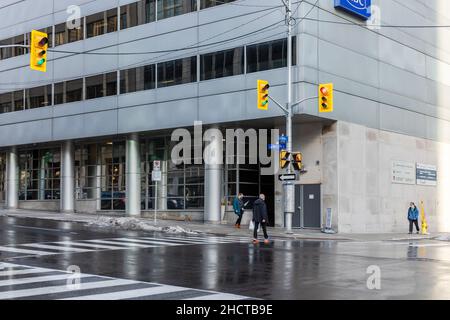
xmin=200 ymin=47 xmax=244 ymax=81
xmin=247 ymin=37 xmax=297 ymax=73
xmin=19 ymin=149 xmax=61 ymax=201
xmin=157 ymin=0 xmax=197 ymax=20
xmin=200 ymin=0 xmax=236 ymax=9
xmin=157 ymin=57 xmax=197 ymax=88
xmin=0 ymin=153 xmax=5 ymax=202
xmin=0 ymin=130 xmax=267 ymax=213
xmin=120 ymin=0 xmax=155 ymax=30
xmin=25 ymin=85 xmax=52 ymax=109
xmin=55 ymin=20 xmax=84 ymax=46
xmin=86 ymin=9 xmax=118 ymax=38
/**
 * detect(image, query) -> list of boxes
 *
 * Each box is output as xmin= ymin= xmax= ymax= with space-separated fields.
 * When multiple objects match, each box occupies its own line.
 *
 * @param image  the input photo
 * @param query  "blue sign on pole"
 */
xmin=334 ymin=0 xmax=371 ymax=20
xmin=279 ymin=135 xmax=288 ymax=150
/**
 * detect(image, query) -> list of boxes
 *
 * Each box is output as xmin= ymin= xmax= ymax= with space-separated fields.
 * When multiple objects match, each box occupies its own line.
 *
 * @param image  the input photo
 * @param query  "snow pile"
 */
xmin=87 ymin=216 xmax=198 ymax=234
xmin=434 ymin=235 xmax=450 ymax=241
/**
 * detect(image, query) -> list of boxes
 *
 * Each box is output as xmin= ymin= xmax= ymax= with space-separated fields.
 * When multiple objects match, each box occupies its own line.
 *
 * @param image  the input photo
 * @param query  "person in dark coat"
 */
xmin=252 ymin=194 xmax=269 ymax=244
xmin=408 ymin=202 xmax=420 ymax=234
xmin=233 ymin=193 xmax=244 ymax=228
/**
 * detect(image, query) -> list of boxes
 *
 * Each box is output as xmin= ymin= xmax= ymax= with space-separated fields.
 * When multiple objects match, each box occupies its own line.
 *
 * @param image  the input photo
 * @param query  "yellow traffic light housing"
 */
xmin=257 ymin=80 xmax=270 ymax=110
xmin=30 ymin=30 xmax=49 ymax=72
xmin=319 ymin=83 xmax=333 ymax=113
xmin=280 ymin=150 xmax=290 ymax=170
xmin=292 ymin=152 xmax=303 ymax=171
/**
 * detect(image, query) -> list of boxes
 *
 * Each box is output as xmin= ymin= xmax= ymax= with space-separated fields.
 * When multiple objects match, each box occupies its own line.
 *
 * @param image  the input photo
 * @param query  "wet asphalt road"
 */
xmin=1 ymin=216 xmax=450 ymax=300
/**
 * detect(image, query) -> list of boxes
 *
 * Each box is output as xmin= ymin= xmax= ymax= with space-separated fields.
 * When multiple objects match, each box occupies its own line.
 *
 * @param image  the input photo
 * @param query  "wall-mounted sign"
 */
xmin=416 ymin=163 xmax=437 ymax=186
xmin=392 ymin=160 xmax=415 ymax=185
xmin=334 ymin=0 xmax=372 ymax=20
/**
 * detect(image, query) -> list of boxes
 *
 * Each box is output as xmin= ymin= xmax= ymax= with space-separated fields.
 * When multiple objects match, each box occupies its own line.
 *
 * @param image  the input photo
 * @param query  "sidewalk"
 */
xmin=0 ymin=208 xmax=446 ymax=242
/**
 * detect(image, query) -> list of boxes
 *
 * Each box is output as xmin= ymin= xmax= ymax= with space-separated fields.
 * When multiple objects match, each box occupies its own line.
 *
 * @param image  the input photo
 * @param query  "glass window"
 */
xmin=200 ymin=47 xmax=244 ymax=81
xmin=157 ymin=0 xmax=197 ymax=20
xmin=157 ymin=56 xmax=197 ymax=88
xmin=25 ymin=85 xmax=52 ymax=109
xmin=201 ymin=0 xmax=235 ymax=9
xmin=75 ymin=144 xmax=100 ymax=200
xmin=86 ymin=72 xmax=117 ymax=100
xmin=0 ymin=154 xmax=5 ymax=202
xmin=120 ymin=64 xmax=155 ymax=94
xmin=13 ymin=90 xmax=24 ymax=111
xmin=66 ymin=79 xmax=83 ymax=103
xmin=86 ymin=9 xmax=118 ymax=38
xmin=54 ymin=79 xmax=83 ymax=105
xmin=55 ymin=20 xmax=84 ymax=46
xmin=0 ymin=37 xmax=13 ymax=60
xmin=120 ymin=0 xmax=155 ymax=30
xmin=246 ymin=37 xmax=297 ymax=73
xmin=99 ymin=142 xmax=126 ymax=210
xmin=0 ymin=36 xmax=24 ymax=59
xmin=0 ymin=93 xmax=12 ymax=114
xmin=19 ymin=149 xmax=61 ymax=201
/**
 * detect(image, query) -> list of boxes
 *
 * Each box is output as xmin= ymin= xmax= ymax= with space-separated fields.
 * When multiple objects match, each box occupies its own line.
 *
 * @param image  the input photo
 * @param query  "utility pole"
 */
xmin=284 ymin=0 xmax=295 ymax=233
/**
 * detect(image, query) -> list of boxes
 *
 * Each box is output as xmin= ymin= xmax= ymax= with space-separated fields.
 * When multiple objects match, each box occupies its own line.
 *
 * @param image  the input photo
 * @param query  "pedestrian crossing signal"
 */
xmin=280 ymin=150 xmax=290 ymax=169
xmin=257 ymin=80 xmax=270 ymax=110
xmin=30 ymin=30 xmax=49 ymax=72
xmin=292 ymin=152 xmax=303 ymax=171
xmin=319 ymin=83 xmax=333 ymax=113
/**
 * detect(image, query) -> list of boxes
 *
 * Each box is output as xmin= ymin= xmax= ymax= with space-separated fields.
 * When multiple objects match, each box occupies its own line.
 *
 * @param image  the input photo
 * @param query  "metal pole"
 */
xmin=154 ymin=181 xmax=157 ymax=225
xmin=284 ymin=0 xmax=295 ymax=233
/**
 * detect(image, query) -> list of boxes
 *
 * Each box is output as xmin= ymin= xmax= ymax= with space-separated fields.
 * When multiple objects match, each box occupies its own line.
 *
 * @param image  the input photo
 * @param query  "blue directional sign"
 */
xmin=334 ymin=0 xmax=371 ymax=20
xmin=279 ymin=135 xmax=288 ymax=150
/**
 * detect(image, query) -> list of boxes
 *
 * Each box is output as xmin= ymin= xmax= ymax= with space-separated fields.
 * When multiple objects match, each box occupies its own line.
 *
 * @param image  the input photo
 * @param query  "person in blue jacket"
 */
xmin=233 ymin=193 xmax=244 ymax=228
xmin=408 ymin=202 xmax=420 ymax=234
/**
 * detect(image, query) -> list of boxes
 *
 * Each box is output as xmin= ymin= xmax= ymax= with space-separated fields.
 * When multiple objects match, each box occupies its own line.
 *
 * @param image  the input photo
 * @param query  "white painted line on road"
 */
xmin=0 ymin=279 xmax=136 ymax=299
xmin=0 ymin=273 xmax=91 ymax=288
xmin=60 ymin=285 xmax=187 ymax=300
xmin=185 ymin=293 xmax=247 ymax=300
xmin=0 ymin=246 xmax=55 ymax=256
xmin=83 ymin=239 xmax=157 ymax=248
xmin=20 ymin=243 xmax=94 ymax=252
xmin=113 ymin=238 xmax=182 ymax=246
xmin=0 ymin=268 xmax=52 ymax=277
xmin=55 ymin=241 xmax=131 ymax=250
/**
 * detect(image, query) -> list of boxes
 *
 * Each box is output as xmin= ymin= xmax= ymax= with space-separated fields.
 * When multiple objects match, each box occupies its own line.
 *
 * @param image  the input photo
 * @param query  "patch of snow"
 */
xmin=87 ymin=216 xmax=198 ymax=235
xmin=435 ymin=235 xmax=450 ymax=241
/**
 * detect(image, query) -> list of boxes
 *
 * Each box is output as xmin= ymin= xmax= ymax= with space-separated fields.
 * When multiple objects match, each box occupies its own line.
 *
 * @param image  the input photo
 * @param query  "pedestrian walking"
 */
xmin=408 ymin=202 xmax=420 ymax=234
xmin=233 ymin=193 xmax=244 ymax=228
xmin=252 ymin=194 xmax=270 ymax=244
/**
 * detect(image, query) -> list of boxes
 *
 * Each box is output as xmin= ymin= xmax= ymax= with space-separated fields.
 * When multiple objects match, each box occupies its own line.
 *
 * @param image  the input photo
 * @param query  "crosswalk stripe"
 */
xmin=60 ymin=285 xmax=188 ymax=300
xmin=0 ymin=279 xmax=136 ymax=300
xmin=140 ymin=237 xmax=207 ymax=244
xmin=0 ymin=273 xmax=92 ymax=288
xmin=185 ymin=293 xmax=247 ymax=300
xmin=20 ymin=243 xmax=94 ymax=253
xmin=0 ymin=268 xmax=53 ymax=277
xmin=108 ymin=238 xmax=182 ymax=246
xmin=83 ymin=239 xmax=157 ymax=248
xmin=0 ymin=246 xmax=55 ymax=256
xmin=55 ymin=241 xmax=131 ymax=250
xmin=158 ymin=236 xmax=226 ymax=244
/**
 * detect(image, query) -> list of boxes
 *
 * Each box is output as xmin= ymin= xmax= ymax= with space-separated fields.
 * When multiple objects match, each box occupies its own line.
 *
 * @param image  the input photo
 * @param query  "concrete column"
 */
xmin=39 ymin=157 xmax=46 ymax=200
xmin=126 ymin=133 xmax=141 ymax=216
xmin=6 ymin=147 xmax=18 ymax=209
xmin=157 ymin=160 xmax=168 ymax=211
xmin=204 ymin=128 xmax=223 ymax=223
xmin=61 ymin=141 xmax=75 ymax=213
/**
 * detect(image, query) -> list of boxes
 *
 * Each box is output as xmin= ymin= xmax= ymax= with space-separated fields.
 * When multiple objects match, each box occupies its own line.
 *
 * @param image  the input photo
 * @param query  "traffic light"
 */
xmin=30 ymin=30 xmax=49 ymax=72
xmin=292 ymin=152 xmax=303 ymax=171
xmin=257 ymin=80 xmax=270 ymax=110
xmin=280 ymin=150 xmax=290 ymax=170
xmin=319 ymin=83 xmax=333 ymax=113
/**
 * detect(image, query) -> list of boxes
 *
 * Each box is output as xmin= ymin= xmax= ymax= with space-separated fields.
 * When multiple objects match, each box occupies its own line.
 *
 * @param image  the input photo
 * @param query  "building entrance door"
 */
xmin=294 ymin=184 xmax=321 ymax=229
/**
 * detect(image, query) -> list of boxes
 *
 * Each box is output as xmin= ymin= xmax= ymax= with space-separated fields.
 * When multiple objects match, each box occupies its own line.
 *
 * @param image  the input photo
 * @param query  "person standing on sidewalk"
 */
xmin=252 ymin=194 xmax=270 ymax=244
xmin=233 ymin=193 xmax=244 ymax=228
xmin=408 ymin=202 xmax=420 ymax=234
